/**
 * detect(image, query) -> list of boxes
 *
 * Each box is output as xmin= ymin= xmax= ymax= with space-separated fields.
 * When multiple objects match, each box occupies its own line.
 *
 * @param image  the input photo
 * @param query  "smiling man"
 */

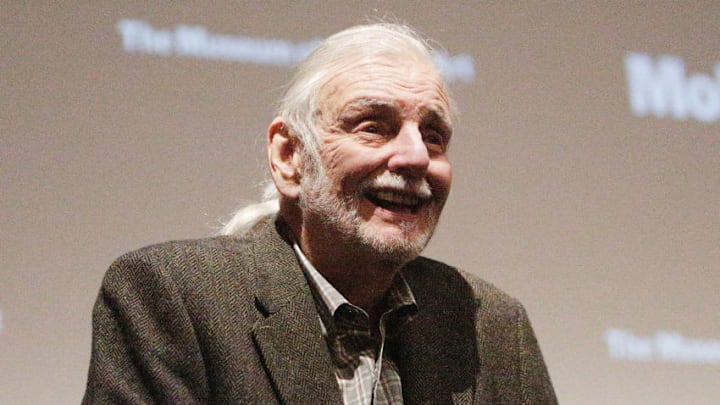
xmin=84 ymin=23 xmax=557 ymax=404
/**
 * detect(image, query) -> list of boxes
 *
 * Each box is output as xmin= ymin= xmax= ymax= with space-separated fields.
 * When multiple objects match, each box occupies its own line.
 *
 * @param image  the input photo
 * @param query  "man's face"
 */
xmin=299 ymin=55 xmax=453 ymax=264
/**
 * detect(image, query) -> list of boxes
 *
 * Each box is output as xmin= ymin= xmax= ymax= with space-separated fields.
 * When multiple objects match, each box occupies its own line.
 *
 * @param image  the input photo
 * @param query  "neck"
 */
xmin=309 ymin=250 xmax=400 ymax=312
xmin=279 ymin=201 xmax=415 ymax=312
xmin=292 ymin=221 xmax=406 ymax=313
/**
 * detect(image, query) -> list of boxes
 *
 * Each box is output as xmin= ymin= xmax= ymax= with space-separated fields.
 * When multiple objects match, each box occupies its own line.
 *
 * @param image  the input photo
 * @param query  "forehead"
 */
xmin=318 ymin=56 xmax=452 ymax=121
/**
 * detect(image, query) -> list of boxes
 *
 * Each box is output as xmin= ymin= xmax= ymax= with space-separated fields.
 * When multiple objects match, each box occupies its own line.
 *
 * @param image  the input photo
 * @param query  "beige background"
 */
xmin=2 ymin=2 xmax=719 ymax=403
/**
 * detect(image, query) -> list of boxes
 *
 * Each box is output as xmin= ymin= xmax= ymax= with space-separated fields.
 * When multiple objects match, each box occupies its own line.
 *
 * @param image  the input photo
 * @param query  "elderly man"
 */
xmin=84 ymin=23 xmax=557 ymax=404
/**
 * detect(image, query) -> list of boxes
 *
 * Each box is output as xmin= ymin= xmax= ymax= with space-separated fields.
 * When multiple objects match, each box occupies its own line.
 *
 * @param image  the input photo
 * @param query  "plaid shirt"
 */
xmin=293 ymin=243 xmax=418 ymax=405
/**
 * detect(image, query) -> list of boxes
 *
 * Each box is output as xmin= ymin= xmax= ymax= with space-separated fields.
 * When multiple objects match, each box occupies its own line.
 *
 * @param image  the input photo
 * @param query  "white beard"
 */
xmin=298 ymin=164 xmax=442 ymax=264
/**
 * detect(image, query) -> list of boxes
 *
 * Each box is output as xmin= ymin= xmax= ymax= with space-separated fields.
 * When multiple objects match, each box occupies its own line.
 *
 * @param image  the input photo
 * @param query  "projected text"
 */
xmin=116 ymin=19 xmax=475 ymax=83
xmin=604 ymin=328 xmax=720 ymax=365
xmin=626 ymin=52 xmax=720 ymax=123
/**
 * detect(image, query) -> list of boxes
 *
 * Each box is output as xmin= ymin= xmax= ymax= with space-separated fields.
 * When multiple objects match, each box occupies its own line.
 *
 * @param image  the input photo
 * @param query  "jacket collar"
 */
xmin=248 ymin=216 xmax=477 ymax=404
xmin=250 ymin=216 xmax=343 ymax=404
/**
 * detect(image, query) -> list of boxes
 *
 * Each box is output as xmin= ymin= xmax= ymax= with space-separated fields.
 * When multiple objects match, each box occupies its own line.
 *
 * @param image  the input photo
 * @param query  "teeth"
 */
xmin=375 ymin=190 xmax=421 ymax=206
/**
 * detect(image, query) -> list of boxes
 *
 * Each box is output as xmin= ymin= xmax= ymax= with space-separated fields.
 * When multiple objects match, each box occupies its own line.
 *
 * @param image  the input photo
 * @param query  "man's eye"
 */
xmin=424 ymin=133 xmax=443 ymax=145
xmin=423 ymin=130 xmax=448 ymax=152
xmin=358 ymin=122 xmax=385 ymax=134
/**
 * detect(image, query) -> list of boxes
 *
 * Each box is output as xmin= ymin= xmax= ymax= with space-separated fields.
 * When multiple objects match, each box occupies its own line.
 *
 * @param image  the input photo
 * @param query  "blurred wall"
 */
xmin=2 ymin=2 xmax=719 ymax=403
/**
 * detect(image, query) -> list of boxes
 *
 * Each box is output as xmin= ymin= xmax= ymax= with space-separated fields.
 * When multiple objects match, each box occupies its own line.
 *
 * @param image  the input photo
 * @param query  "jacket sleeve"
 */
xmin=516 ymin=304 xmax=558 ymax=405
xmin=83 ymin=249 xmax=209 ymax=404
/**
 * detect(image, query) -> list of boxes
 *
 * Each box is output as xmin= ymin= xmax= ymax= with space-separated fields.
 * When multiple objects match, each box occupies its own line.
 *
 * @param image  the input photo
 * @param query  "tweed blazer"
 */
xmin=83 ymin=217 xmax=557 ymax=404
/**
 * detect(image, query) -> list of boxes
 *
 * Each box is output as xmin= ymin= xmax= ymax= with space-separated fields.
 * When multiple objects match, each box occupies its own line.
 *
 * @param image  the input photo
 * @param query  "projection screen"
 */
xmin=2 ymin=2 xmax=719 ymax=403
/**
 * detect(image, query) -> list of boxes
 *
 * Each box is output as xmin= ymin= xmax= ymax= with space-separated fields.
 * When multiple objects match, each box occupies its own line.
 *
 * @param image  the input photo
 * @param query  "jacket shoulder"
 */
xmin=402 ymin=257 xmax=558 ymax=404
xmin=109 ymin=235 xmax=251 ymax=271
xmin=113 ymin=235 xmax=253 ymax=266
xmin=403 ymin=256 xmax=523 ymax=313
xmin=100 ymin=235 xmax=259 ymax=305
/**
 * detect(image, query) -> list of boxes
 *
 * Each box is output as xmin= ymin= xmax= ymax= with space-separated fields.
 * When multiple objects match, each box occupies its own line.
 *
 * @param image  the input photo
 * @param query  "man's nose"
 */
xmin=387 ymin=123 xmax=430 ymax=177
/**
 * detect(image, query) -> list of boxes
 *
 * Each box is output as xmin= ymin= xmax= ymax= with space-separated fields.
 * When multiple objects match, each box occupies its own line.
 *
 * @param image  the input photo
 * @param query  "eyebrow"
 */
xmin=419 ymin=106 xmax=453 ymax=132
xmin=339 ymin=98 xmax=399 ymax=115
xmin=335 ymin=99 xmax=399 ymax=130
xmin=339 ymin=97 xmax=452 ymax=127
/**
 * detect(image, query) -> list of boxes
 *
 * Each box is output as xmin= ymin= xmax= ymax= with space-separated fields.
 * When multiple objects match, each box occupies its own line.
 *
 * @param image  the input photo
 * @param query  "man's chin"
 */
xmin=358 ymin=224 xmax=433 ymax=264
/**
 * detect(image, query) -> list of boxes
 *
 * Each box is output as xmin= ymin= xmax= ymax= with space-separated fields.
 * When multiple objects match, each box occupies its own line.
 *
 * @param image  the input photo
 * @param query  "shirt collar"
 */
xmin=292 ymin=241 xmax=417 ymax=335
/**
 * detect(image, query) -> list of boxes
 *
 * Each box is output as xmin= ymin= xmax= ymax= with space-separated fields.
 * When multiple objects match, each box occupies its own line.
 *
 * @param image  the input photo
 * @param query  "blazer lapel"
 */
xmin=397 ymin=263 xmax=479 ymax=404
xmin=250 ymin=218 xmax=342 ymax=404
xmin=397 ymin=320 xmax=474 ymax=404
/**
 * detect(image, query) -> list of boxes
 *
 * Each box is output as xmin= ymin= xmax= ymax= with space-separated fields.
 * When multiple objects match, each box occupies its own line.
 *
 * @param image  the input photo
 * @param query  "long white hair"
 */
xmin=220 ymin=23 xmax=449 ymax=236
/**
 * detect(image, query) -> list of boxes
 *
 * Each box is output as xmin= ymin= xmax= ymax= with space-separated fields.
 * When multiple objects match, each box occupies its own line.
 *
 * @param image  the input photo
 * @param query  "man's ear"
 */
xmin=267 ymin=117 xmax=302 ymax=199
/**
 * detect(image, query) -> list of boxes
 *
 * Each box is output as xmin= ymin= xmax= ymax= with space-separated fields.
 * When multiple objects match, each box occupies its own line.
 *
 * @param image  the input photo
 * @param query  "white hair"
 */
xmin=221 ymin=23 xmax=451 ymax=236
xmin=220 ymin=181 xmax=279 ymax=235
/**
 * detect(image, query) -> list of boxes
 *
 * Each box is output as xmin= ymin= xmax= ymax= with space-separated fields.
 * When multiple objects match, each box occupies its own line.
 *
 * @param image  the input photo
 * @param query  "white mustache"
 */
xmin=364 ymin=172 xmax=432 ymax=199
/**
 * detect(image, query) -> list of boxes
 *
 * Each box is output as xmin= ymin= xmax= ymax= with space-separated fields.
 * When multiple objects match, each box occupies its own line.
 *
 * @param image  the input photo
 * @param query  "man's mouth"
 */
xmin=365 ymin=189 xmax=427 ymax=214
